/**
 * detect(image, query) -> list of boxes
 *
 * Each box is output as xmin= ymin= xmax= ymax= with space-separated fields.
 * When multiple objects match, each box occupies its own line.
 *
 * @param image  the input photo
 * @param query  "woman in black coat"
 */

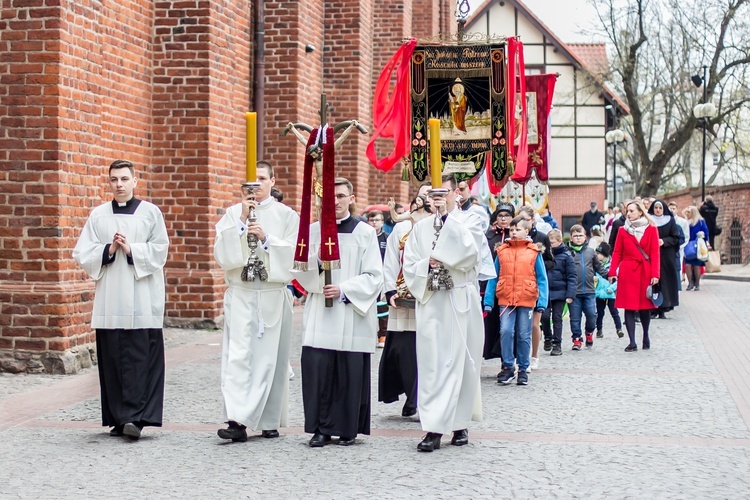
xmin=648 ymin=200 xmax=681 ymax=318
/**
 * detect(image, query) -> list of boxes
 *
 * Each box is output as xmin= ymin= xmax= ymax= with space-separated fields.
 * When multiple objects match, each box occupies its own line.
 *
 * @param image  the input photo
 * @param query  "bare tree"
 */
xmin=593 ymin=0 xmax=750 ymax=196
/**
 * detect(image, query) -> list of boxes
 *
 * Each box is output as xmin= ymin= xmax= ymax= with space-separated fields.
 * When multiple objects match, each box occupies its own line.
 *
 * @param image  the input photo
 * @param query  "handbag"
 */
xmin=697 ymin=237 xmax=709 ymax=261
xmin=684 ymin=240 xmax=698 ymax=260
xmin=705 ymin=250 xmax=722 ymax=273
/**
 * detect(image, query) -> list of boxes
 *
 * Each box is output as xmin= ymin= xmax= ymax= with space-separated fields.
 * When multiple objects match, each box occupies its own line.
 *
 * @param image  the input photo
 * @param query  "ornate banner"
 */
xmin=513 ymin=73 xmax=556 ymax=183
xmin=410 ymin=42 xmax=507 ymax=183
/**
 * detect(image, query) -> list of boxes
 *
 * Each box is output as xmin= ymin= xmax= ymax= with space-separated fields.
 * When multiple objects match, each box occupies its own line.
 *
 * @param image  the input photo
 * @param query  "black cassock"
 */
xmin=378 ymin=330 xmax=418 ymax=413
xmin=655 ymin=218 xmax=681 ymax=311
xmin=96 ymin=328 xmax=165 ymax=428
xmin=301 ymin=347 xmax=370 ymax=438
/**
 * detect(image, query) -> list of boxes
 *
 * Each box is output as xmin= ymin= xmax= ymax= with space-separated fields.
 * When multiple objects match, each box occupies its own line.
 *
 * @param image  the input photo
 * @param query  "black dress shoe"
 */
xmin=261 ymin=430 xmax=279 ymax=438
xmin=417 ymin=432 xmax=442 ymax=452
xmin=624 ymin=345 xmax=638 ymax=352
xmin=337 ymin=436 xmax=356 ymax=446
xmin=450 ymin=429 xmax=469 ymax=446
xmin=109 ymin=425 xmax=124 ymax=437
xmin=308 ymin=433 xmax=332 ymax=448
xmin=122 ymin=422 xmax=142 ymax=440
xmin=401 ymin=406 xmax=417 ymax=417
xmin=217 ymin=421 xmax=248 ymax=442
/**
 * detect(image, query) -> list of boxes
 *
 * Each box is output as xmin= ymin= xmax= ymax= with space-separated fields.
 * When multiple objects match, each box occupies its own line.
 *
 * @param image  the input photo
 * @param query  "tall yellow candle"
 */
xmin=246 ymin=112 xmax=257 ymax=182
xmin=428 ymin=118 xmax=442 ymax=188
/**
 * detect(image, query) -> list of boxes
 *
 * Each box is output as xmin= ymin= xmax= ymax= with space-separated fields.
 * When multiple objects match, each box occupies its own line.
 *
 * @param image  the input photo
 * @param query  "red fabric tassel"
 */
xmin=486 ymin=151 xmax=506 ymax=195
xmin=293 ymin=129 xmax=319 ymax=270
xmin=366 ymin=38 xmax=417 ymax=172
xmin=319 ymin=127 xmax=340 ymax=269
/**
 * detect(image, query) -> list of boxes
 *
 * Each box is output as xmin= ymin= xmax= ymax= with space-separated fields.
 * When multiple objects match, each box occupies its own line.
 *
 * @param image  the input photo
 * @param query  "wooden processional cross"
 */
xmin=282 ymin=94 xmax=368 ymax=307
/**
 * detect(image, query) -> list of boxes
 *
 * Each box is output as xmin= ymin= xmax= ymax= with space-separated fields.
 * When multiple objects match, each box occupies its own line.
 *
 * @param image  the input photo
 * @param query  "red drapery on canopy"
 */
xmin=506 ymin=37 xmax=528 ymax=182
xmin=366 ymin=39 xmax=417 ymax=172
xmin=514 ymin=73 xmax=557 ymax=183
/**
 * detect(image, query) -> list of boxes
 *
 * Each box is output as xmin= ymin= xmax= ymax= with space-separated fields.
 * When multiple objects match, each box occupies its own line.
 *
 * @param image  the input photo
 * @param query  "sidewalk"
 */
xmin=2 ymin=281 xmax=750 ymax=498
xmin=703 ymin=262 xmax=750 ymax=282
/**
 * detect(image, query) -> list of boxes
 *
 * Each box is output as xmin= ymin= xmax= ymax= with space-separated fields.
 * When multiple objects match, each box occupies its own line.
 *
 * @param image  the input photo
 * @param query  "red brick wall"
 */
xmin=368 ymin=0 xmax=414 ymax=208
xmin=663 ymin=185 xmax=750 ymax=263
xmin=1 ymin=0 xmax=453 ymax=371
xmin=413 ymin=0 xmax=441 ymax=38
xmin=547 ymin=183 xmax=606 ymax=231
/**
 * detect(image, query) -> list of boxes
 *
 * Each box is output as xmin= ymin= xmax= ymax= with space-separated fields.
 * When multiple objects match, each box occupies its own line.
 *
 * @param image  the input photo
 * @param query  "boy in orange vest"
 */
xmin=483 ymin=216 xmax=549 ymax=386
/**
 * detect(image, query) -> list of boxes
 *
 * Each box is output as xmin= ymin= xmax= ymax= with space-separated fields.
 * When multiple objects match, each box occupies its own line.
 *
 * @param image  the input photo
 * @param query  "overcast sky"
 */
xmin=469 ymin=0 xmax=605 ymax=43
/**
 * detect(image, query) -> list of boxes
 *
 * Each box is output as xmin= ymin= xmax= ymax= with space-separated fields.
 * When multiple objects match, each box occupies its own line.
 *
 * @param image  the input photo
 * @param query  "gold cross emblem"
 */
xmin=297 ymin=240 xmax=306 ymax=253
xmin=324 ymin=237 xmax=336 ymax=255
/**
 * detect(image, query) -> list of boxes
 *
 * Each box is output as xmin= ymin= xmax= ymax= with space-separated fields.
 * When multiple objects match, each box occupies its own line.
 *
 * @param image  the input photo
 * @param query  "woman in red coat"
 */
xmin=608 ymin=200 xmax=660 ymax=352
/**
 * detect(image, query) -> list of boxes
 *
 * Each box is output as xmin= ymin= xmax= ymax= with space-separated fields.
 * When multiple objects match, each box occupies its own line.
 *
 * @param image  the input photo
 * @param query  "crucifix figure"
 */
xmin=284 ymin=94 xmax=368 ymax=307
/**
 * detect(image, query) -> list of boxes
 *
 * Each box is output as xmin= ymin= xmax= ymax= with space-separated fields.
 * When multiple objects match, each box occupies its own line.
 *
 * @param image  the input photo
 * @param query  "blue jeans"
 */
xmin=499 ymin=306 xmax=532 ymax=371
xmin=569 ymin=293 xmax=596 ymax=339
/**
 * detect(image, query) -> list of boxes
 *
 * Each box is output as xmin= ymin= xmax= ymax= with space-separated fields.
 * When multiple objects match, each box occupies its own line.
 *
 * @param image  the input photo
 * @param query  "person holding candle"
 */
xmin=214 ymin=161 xmax=301 ymax=442
xmin=402 ymin=175 xmax=491 ymax=452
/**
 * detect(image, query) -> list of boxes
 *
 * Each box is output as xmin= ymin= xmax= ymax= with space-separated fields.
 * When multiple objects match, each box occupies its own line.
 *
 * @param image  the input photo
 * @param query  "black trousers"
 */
xmin=541 ymin=300 xmax=566 ymax=346
xmin=596 ymin=298 xmax=622 ymax=331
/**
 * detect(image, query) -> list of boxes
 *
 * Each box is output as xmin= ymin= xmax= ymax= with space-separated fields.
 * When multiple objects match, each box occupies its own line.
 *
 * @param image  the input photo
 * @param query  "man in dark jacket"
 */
xmin=699 ymin=196 xmax=720 ymax=248
xmin=581 ymin=201 xmax=604 ymax=237
xmin=541 ymin=229 xmax=577 ymax=356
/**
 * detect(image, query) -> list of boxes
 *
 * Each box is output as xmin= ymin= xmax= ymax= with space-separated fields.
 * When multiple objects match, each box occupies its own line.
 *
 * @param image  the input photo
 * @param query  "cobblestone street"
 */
xmin=2 ymin=280 xmax=750 ymax=499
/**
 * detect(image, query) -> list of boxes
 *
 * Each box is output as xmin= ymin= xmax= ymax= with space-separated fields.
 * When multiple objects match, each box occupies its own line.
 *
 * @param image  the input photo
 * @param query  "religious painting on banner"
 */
xmin=410 ymin=42 xmax=507 ymax=183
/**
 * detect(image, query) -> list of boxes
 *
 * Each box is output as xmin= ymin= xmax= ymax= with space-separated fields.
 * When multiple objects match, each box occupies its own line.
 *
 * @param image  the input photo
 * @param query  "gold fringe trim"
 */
xmin=320 ymin=260 xmax=341 ymax=271
xmin=293 ymin=261 xmax=308 ymax=271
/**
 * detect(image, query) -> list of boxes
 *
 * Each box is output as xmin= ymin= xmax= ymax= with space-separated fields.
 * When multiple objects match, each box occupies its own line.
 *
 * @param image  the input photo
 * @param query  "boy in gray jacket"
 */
xmin=567 ymin=224 xmax=606 ymax=350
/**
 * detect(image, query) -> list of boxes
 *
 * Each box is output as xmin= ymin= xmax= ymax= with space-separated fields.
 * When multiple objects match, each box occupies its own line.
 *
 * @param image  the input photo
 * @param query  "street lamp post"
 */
xmin=605 ymin=129 xmax=626 ymax=207
xmin=692 ymin=66 xmax=718 ymax=201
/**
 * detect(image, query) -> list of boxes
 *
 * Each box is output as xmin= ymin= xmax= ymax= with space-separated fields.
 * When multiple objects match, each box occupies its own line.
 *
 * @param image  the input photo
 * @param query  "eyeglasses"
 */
xmin=498 ymin=214 xmax=511 ymax=219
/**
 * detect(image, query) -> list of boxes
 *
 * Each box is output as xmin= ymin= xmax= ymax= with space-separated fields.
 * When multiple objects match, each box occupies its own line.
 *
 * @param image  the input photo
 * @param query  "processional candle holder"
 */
xmin=240 ymin=182 xmax=268 ymax=282
xmin=427 ymin=188 xmax=454 ymax=292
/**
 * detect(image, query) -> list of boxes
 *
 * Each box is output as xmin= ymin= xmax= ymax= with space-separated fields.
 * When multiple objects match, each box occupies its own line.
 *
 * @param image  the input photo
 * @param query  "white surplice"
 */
xmin=214 ymin=198 xmax=300 ymax=430
xmin=73 ymin=200 xmax=169 ymax=329
xmin=403 ymin=208 xmax=491 ymax=435
xmin=383 ymin=220 xmax=416 ymax=332
xmin=294 ymin=219 xmax=383 ymax=353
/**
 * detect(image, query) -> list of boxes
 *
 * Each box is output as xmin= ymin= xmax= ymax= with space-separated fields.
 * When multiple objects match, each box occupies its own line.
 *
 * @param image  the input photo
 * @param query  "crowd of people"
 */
xmin=73 ymin=159 xmax=717 ymax=452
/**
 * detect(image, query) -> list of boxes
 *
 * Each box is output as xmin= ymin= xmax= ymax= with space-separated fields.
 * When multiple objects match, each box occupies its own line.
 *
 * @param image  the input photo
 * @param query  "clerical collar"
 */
xmin=111 ymin=197 xmax=141 ymax=215
xmin=337 ymin=215 xmax=351 ymax=224
xmin=256 ymin=196 xmax=273 ymax=207
xmin=337 ymin=216 xmax=359 ymax=234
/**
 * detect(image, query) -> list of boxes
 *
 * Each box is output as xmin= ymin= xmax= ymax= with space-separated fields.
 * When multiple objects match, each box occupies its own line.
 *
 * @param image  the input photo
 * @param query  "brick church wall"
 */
xmin=1 ymin=0 xmax=451 ymax=372
xmin=662 ymin=185 xmax=750 ymax=264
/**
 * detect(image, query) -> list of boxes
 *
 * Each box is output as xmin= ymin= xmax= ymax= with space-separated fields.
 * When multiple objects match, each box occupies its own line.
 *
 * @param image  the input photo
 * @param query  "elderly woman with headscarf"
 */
xmin=647 ymin=200 xmax=681 ymax=319
xmin=608 ymin=200 xmax=660 ymax=352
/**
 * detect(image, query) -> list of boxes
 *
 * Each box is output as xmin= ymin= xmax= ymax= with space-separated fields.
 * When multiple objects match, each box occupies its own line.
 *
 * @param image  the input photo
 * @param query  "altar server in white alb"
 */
xmin=403 ymin=175 xmax=490 ymax=452
xmin=294 ymin=177 xmax=383 ymax=448
xmin=73 ymin=160 xmax=170 ymax=441
xmin=213 ymin=162 xmax=300 ymax=442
